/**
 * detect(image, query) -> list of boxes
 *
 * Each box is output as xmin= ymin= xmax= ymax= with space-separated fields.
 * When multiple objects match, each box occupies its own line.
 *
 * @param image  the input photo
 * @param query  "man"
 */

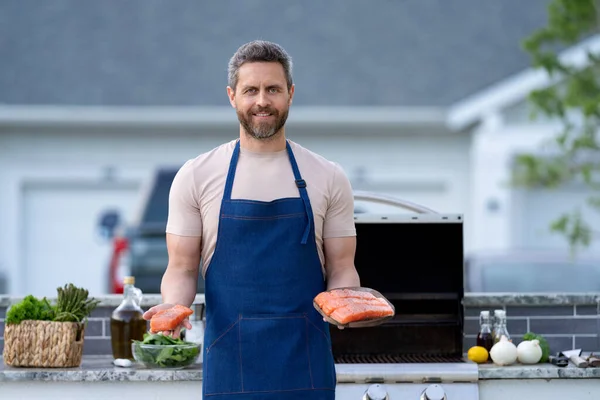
xmin=143 ymin=40 xmax=360 ymax=399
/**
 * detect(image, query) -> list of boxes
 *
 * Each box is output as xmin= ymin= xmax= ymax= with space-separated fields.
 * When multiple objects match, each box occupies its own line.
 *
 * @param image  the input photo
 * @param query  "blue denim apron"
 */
xmin=201 ymin=140 xmax=336 ymax=399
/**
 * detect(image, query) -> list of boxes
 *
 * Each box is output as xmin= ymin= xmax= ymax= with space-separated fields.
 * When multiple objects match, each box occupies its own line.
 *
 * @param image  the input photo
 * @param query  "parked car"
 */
xmin=465 ymin=249 xmax=600 ymax=292
xmin=103 ymin=167 xmax=204 ymax=294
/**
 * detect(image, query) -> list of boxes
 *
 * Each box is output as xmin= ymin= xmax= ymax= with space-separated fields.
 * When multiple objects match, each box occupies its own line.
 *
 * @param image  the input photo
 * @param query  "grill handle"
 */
xmin=353 ymin=190 xmax=439 ymax=214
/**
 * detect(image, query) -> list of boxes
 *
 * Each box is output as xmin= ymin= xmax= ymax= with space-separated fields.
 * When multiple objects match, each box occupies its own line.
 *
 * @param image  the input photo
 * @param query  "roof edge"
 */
xmin=446 ymin=34 xmax=600 ymax=131
xmin=0 ymin=105 xmax=447 ymax=129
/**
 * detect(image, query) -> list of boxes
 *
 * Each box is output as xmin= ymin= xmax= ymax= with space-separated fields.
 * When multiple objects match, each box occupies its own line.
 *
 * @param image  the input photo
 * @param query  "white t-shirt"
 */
xmin=165 ymin=139 xmax=356 ymax=277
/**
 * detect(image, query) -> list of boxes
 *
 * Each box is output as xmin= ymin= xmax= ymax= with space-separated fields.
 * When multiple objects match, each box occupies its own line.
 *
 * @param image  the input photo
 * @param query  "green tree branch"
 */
xmin=513 ymin=0 xmax=600 ymax=252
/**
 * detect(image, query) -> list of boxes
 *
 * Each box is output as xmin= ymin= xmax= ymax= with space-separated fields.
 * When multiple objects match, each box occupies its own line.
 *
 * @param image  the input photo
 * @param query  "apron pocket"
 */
xmin=204 ymin=319 xmax=243 ymax=395
xmin=306 ymin=317 xmax=337 ymax=389
xmin=239 ymin=313 xmax=313 ymax=393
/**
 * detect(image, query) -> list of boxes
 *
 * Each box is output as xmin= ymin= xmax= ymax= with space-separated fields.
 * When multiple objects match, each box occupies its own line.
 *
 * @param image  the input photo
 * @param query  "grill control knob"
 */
xmin=420 ymin=384 xmax=447 ymax=400
xmin=362 ymin=384 xmax=389 ymax=400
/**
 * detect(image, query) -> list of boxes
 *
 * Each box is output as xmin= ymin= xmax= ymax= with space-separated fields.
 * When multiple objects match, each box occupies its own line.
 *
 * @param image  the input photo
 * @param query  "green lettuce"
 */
xmin=5 ymin=295 xmax=55 ymax=325
xmin=132 ymin=333 xmax=200 ymax=368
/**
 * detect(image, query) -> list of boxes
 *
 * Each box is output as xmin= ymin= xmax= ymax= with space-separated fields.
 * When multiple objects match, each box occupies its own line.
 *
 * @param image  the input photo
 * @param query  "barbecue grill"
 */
xmin=333 ymin=193 xmax=479 ymax=399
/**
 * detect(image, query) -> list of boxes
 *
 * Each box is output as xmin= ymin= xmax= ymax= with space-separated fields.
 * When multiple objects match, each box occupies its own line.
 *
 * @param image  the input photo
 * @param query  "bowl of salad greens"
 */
xmin=132 ymin=333 xmax=201 ymax=369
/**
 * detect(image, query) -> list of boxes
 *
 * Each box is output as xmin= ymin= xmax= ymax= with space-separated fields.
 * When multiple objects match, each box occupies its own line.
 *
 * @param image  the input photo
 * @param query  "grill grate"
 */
xmin=335 ymin=354 xmax=465 ymax=364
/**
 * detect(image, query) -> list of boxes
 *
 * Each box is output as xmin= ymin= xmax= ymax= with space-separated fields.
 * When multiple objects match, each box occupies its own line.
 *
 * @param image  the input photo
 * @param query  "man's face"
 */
xmin=227 ymin=62 xmax=294 ymax=140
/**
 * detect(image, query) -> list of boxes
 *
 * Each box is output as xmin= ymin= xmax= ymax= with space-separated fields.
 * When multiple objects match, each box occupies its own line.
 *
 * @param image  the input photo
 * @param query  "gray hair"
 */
xmin=227 ymin=40 xmax=293 ymax=91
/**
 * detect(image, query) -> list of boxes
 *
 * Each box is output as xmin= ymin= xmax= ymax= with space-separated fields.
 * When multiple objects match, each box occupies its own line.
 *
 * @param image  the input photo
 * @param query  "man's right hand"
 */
xmin=147 ymin=233 xmax=202 ymax=339
xmin=143 ymin=303 xmax=193 ymax=339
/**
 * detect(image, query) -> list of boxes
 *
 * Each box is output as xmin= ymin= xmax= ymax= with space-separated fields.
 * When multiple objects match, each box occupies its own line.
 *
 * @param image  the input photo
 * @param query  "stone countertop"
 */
xmin=463 ymin=293 xmax=600 ymax=307
xmin=0 ymin=356 xmax=203 ymax=382
xmin=2 ymin=293 xmax=599 ymax=308
xmin=1 ymin=356 xmax=600 ymax=382
xmin=477 ymin=362 xmax=600 ymax=379
xmin=0 ymin=294 xmax=206 ymax=308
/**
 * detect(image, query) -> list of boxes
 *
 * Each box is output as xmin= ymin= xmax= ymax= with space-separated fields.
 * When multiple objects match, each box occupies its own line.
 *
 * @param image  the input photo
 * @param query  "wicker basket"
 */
xmin=3 ymin=320 xmax=85 ymax=368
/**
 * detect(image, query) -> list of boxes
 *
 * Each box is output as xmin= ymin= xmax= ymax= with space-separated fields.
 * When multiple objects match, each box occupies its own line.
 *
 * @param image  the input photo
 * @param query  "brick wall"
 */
xmin=463 ymin=304 xmax=600 ymax=354
xmin=2 ymin=300 xmax=599 ymax=357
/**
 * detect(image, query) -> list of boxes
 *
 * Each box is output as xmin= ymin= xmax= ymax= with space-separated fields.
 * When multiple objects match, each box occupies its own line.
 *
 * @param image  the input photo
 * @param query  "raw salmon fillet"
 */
xmin=314 ymin=288 xmax=394 ymax=324
xmin=337 ymin=288 xmax=378 ymax=300
xmin=150 ymin=304 xmax=194 ymax=332
xmin=314 ymin=288 xmax=377 ymax=309
xmin=330 ymin=303 xmax=393 ymax=324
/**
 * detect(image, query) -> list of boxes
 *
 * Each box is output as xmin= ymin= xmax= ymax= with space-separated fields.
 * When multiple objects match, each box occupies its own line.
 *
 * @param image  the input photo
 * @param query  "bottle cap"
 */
xmin=480 ymin=311 xmax=490 ymax=317
xmin=123 ymin=276 xmax=135 ymax=285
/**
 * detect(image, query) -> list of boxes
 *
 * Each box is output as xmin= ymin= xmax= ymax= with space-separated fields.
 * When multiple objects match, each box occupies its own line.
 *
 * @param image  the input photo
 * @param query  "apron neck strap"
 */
xmin=223 ymin=140 xmax=241 ymax=201
xmin=285 ymin=142 xmax=312 ymax=245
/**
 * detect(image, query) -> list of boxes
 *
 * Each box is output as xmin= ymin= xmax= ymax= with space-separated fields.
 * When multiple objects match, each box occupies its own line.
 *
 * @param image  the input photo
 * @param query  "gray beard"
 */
xmin=237 ymin=108 xmax=289 ymax=140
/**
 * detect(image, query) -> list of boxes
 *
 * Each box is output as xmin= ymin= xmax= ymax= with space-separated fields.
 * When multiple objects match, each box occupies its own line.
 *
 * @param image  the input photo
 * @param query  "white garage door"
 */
xmin=22 ymin=182 xmax=140 ymax=297
xmin=513 ymin=186 xmax=600 ymax=253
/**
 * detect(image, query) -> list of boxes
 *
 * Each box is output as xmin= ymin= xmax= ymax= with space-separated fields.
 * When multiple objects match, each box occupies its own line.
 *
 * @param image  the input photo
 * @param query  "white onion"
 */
xmin=517 ymin=339 xmax=543 ymax=364
xmin=490 ymin=335 xmax=518 ymax=366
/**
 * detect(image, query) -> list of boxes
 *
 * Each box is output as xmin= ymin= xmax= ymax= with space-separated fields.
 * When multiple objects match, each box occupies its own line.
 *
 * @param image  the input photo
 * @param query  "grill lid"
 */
xmin=331 ymin=215 xmax=465 ymax=360
xmin=351 ymin=215 xmax=464 ymax=295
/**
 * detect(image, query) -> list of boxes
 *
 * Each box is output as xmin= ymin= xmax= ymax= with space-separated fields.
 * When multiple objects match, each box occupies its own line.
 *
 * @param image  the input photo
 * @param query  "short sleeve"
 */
xmin=323 ymin=163 xmax=357 ymax=239
xmin=165 ymin=161 xmax=203 ymax=237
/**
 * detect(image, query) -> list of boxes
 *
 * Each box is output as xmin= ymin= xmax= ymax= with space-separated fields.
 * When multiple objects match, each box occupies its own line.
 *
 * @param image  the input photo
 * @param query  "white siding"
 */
xmin=470 ymin=122 xmax=600 ymax=255
xmin=512 ymin=185 xmax=600 ymax=252
xmin=0 ymin=130 xmax=232 ymax=295
xmin=0 ymin=127 xmax=470 ymax=295
xmin=502 ymin=98 xmax=563 ymax=126
xmin=285 ymin=133 xmax=471 ymax=214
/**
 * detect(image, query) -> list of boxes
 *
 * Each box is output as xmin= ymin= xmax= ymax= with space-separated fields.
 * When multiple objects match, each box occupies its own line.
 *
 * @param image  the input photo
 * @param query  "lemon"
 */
xmin=467 ymin=346 xmax=489 ymax=364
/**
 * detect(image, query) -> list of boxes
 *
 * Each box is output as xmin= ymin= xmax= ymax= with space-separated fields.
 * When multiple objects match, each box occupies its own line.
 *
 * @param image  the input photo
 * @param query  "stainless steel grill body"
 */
xmin=334 ymin=193 xmax=477 ymax=399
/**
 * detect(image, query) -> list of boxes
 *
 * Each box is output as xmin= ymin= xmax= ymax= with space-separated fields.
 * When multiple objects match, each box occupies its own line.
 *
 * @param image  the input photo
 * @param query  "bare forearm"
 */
xmin=161 ymin=266 xmax=199 ymax=307
xmin=326 ymin=265 xmax=360 ymax=290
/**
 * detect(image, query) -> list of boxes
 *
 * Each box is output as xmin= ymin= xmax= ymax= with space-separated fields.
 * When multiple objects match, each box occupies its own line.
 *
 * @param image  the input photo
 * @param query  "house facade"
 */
xmin=0 ymin=106 xmax=468 ymax=296
xmin=448 ymin=34 xmax=600 ymax=256
xmin=1 ymin=0 xmax=572 ymax=296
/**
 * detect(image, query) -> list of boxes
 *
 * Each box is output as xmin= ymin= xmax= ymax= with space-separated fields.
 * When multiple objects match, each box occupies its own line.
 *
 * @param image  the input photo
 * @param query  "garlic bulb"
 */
xmin=517 ymin=339 xmax=543 ymax=364
xmin=490 ymin=335 xmax=518 ymax=366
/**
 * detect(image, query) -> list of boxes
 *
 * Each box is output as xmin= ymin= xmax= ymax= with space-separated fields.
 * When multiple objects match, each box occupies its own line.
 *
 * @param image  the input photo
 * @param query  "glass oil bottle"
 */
xmin=492 ymin=309 xmax=511 ymax=344
xmin=110 ymin=276 xmax=147 ymax=360
xmin=476 ymin=311 xmax=493 ymax=358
